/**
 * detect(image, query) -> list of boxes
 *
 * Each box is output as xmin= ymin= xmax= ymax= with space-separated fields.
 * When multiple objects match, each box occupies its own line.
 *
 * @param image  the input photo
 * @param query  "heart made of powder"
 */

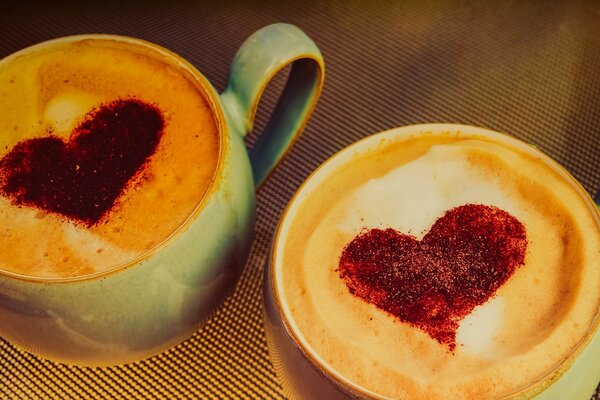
xmin=0 ymin=98 xmax=164 ymax=226
xmin=339 ymin=204 xmax=527 ymax=350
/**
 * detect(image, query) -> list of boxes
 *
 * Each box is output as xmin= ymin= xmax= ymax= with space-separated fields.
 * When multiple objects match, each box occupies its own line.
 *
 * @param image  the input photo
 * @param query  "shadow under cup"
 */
xmin=263 ymin=123 xmax=600 ymax=400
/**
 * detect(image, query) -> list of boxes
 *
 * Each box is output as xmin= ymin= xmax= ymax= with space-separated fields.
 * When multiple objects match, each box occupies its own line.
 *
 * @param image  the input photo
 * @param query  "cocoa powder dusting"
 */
xmin=339 ymin=204 xmax=527 ymax=351
xmin=0 ymin=98 xmax=164 ymax=225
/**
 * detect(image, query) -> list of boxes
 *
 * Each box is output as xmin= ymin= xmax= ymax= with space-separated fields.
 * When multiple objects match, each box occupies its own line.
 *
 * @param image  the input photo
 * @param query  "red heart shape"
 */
xmin=0 ymin=98 xmax=164 ymax=226
xmin=339 ymin=204 xmax=527 ymax=351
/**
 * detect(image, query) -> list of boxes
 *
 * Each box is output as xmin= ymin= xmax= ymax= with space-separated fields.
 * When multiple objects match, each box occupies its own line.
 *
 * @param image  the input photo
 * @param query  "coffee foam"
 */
xmin=0 ymin=38 xmax=220 ymax=278
xmin=335 ymin=142 xmax=524 ymax=240
xmin=280 ymin=133 xmax=600 ymax=399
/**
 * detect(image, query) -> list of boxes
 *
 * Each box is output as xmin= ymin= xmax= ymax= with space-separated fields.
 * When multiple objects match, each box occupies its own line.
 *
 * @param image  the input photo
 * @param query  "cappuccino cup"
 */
xmin=263 ymin=124 xmax=600 ymax=399
xmin=0 ymin=23 xmax=324 ymax=366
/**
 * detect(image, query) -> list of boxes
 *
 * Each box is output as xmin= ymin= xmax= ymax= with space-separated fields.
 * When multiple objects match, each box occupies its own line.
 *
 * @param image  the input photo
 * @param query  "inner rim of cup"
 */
xmin=0 ymin=35 xmax=228 ymax=283
xmin=271 ymin=123 xmax=600 ymax=399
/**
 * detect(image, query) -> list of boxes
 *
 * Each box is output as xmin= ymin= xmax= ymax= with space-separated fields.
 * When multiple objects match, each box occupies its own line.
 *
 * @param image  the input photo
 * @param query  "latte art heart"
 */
xmin=0 ymin=98 xmax=164 ymax=225
xmin=338 ymin=204 xmax=527 ymax=350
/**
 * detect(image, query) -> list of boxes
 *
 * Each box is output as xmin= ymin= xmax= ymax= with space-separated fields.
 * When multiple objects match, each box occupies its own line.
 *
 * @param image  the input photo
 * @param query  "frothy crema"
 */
xmin=0 ymin=37 xmax=220 ymax=278
xmin=279 ymin=132 xmax=600 ymax=399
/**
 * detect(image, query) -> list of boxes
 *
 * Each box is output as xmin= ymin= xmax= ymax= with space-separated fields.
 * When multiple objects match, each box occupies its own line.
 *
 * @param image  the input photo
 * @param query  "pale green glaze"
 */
xmin=222 ymin=23 xmax=324 ymax=186
xmin=0 ymin=24 xmax=323 ymax=366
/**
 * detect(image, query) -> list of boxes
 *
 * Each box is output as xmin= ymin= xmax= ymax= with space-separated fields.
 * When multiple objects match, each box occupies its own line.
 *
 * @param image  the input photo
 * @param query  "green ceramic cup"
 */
xmin=0 ymin=23 xmax=324 ymax=366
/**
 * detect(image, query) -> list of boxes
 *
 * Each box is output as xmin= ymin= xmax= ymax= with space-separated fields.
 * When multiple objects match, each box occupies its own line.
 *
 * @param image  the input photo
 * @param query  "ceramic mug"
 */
xmin=263 ymin=123 xmax=600 ymax=399
xmin=0 ymin=23 xmax=324 ymax=366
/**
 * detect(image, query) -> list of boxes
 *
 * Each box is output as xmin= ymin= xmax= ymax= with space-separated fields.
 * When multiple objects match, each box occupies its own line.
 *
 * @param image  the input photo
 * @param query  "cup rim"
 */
xmin=270 ymin=123 xmax=600 ymax=400
xmin=0 ymin=34 xmax=229 ymax=283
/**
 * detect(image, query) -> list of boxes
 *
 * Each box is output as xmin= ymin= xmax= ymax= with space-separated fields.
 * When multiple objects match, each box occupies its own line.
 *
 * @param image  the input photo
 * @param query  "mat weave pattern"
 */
xmin=1 ymin=1 xmax=599 ymax=399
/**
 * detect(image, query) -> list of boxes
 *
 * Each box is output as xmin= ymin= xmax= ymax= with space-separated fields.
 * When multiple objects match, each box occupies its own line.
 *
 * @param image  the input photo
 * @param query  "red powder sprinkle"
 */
xmin=339 ymin=204 xmax=527 ymax=351
xmin=0 ymin=98 xmax=164 ymax=225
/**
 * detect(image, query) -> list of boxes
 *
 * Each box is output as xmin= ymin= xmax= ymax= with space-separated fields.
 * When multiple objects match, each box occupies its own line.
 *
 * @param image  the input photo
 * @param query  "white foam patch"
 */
xmin=336 ymin=143 xmax=520 ymax=237
xmin=43 ymin=91 xmax=100 ymax=135
xmin=456 ymin=296 xmax=505 ymax=356
xmin=61 ymin=222 xmax=138 ymax=273
xmin=0 ymin=196 xmax=136 ymax=277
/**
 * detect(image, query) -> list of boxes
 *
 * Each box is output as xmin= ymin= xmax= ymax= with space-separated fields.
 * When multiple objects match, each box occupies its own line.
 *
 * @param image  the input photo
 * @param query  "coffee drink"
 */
xmin=276 ymin=131 xmax=600 ymax=399
xmin=0 ymin=25 xmax=324 ymax=366
xmin=0 ymin=37 xmax=220 ymax=278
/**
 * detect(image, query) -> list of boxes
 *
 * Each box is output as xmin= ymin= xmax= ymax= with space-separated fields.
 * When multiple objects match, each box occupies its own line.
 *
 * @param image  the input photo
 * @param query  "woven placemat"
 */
xmin=1 ymin=1 xmax=599 ymax=398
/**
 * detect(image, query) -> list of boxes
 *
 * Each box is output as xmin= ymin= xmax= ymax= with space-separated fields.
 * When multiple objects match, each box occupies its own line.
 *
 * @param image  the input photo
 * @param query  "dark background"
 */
xmin=0 ymin=1 xmax=598 ymax=398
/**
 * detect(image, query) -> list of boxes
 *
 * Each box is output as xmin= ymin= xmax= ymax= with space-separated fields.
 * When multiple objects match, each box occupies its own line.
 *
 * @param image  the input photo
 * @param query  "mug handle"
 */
xmin=220 ymin=23 xmax=325 ymax=187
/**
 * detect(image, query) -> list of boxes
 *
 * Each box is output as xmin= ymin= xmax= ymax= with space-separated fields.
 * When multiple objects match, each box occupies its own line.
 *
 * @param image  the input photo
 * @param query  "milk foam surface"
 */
xmin=280 ymin=133 xmax=600 ymax=399
xmin=0 ymin=38 xmax=220 ymax=278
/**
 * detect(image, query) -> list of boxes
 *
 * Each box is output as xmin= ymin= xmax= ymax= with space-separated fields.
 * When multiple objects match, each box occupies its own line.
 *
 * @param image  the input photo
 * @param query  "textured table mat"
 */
xmin=1 ymin=1 xmax=599 ymax=398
